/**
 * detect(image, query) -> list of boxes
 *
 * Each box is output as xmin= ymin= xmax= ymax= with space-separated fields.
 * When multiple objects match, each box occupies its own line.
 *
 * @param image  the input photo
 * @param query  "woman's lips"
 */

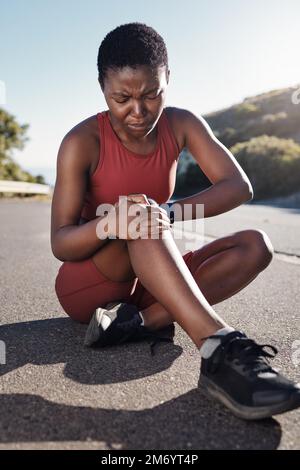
xmin=128 ymin=122 xmax=149 ymax=130
xmin=129 ymin=122 xmax=147 ymax=127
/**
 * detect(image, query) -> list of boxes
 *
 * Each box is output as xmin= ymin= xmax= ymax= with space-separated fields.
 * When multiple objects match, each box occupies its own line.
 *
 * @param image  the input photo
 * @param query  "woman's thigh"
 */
xmin=55 ymin=257 xmax=138 ymax=324
xmin=54 ymin=248 xmax=195 ymax=324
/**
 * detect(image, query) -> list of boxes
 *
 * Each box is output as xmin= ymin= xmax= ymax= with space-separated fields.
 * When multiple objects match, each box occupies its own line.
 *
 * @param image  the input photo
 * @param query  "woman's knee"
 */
xmin=235 ymin=229 xmax=274 ymax=269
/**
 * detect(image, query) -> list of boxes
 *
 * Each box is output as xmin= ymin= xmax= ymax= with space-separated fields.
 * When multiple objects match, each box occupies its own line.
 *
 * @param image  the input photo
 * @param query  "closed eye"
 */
xmin=146 ymin=95 xmax=159 ymax=100
xmin=146 ymin=91 xmax=162 ymax=100
xmin=115 ymin=98 xmax=129 ymax=104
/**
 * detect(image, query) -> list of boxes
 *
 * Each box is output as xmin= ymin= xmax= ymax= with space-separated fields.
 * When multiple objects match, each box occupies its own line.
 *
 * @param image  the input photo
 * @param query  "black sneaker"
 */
xmin=199 ymin=330 xmax=300 ymax=420
xmin=84 ymin=302 xmax=175 ymax=355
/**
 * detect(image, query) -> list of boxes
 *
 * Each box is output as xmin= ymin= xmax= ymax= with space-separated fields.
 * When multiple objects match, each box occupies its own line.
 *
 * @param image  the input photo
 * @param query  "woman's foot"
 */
xmin=84 ymin=302 xmax=175 ymax=355
xmin=199 ymin=330 xmax=300 ymax=420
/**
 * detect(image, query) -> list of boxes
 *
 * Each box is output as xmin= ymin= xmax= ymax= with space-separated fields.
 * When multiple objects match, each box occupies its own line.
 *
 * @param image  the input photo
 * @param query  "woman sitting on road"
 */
xmin=51 ymin=22 xmax=300 ymax=420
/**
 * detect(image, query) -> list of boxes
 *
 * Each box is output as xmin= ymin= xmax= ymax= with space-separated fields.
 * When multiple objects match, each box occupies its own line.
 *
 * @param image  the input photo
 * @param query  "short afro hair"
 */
xmin=97 ymin=22 xmax=169 ymax=89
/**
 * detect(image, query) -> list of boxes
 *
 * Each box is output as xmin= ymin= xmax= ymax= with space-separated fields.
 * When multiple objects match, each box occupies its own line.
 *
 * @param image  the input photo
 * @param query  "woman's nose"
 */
xmin=131 ymin=100 xmax=146 ymax=117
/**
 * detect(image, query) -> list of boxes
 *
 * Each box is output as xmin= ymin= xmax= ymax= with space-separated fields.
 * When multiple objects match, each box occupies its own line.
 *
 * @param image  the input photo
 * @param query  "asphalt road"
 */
xmin=0 ymin=199 xmax=299 ymax=450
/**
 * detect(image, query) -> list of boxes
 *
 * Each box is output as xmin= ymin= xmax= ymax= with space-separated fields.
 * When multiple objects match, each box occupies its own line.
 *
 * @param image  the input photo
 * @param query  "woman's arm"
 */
xmin=171 ymin=109 xmax=253 ymax=221
xmin=51 ymin=131 xmax=111 ymax=262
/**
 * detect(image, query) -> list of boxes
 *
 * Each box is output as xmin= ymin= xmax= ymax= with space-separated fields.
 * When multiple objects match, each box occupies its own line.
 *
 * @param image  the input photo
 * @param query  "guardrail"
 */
xmin=0 ymin=180 xmax=51 ymax=195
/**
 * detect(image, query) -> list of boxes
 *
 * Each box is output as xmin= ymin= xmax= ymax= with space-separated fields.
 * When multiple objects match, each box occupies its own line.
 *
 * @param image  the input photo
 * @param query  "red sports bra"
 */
xmin=80 ymin=108 xmax=180 ymax=221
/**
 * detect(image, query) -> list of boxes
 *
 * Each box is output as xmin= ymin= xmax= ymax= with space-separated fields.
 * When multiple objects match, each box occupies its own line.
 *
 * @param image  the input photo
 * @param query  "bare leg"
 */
xmin=126 ymin=230 xmax=228 ymax=348
xmin=140 ymin=230 xmax=273 ymax=332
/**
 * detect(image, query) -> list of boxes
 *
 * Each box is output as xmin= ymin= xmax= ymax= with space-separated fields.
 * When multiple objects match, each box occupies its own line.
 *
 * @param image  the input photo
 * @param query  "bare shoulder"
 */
xmin=164 ymin=106 xmax=185 ymax=152
xmin=164 ymin=106 xmax=203 ymax=152
xmin=165 ymin=106 xmax=213 ymax=149
xmin=52 ymin=115 xmax=100 ymax=233
xmin=67 ymin=114 xmax=99 ymax=137
xmin=61 ymin=114 xmax=100 ymax=177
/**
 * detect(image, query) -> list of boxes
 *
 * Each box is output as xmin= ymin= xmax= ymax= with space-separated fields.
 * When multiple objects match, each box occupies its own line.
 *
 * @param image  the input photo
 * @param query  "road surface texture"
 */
xmin=0 ymin=199 xmax=299 ymax=450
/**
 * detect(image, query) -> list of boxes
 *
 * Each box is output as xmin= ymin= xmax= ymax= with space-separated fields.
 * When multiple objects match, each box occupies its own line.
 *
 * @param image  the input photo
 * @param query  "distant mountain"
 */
xmin=205 ymin=84 xmax=300 ymax=148
xmin=175 ymin=84 xmax=300 ymax=199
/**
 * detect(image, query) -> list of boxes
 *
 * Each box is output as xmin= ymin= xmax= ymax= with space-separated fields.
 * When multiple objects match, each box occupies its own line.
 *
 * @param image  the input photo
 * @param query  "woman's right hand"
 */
xmin=107 ymin=194 xmax=171 ymax=240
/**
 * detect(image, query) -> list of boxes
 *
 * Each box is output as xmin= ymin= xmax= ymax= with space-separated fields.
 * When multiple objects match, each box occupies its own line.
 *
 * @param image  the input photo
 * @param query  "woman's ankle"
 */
xmin=140 ymin=305 xmax=174 ymax=330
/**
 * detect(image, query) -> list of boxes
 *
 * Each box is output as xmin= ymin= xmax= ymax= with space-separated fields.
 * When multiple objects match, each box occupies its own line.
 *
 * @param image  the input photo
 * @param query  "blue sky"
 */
xmin=1 ymin=0 xmax=299 ymax=183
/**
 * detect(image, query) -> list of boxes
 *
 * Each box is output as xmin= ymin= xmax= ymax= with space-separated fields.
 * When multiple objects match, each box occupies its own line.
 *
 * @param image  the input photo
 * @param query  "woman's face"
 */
xmin=101 ymin=65 xmax=169 ymax=136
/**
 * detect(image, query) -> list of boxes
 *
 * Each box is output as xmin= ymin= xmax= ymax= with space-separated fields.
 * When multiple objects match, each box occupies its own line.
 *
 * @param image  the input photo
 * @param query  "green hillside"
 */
xmin=174 ymin=84 xmax=300 ymax=200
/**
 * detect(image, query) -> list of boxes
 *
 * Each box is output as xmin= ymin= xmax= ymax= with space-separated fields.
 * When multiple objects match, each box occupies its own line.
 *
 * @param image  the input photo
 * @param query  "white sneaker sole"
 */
xmin=84 ymin=302 xmax=121 ymax=347
xmin=199 ymin=374 xmax=300 ymax=420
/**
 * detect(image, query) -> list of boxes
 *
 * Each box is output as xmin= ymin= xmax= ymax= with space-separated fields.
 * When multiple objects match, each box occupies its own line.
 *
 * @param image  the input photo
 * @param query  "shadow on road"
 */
xmin=0 ymin=318 xmax=282 ymax=449
xmin=0 ymin=391 xmax=281 ymax=449
xmin=0 ymin=318 xmax=182 ymax=383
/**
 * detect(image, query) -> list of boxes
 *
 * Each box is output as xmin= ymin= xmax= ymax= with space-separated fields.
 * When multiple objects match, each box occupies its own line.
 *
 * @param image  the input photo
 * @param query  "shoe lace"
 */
xmin=148 ymin=333 xmax=174 ymax=356
xmin=147 ymin=324 xmax=175 ymax=356
xmin=205 ymin=333 xmax=278 ymax=376
xmin=119 ymin=318 xmax=174 ymax=355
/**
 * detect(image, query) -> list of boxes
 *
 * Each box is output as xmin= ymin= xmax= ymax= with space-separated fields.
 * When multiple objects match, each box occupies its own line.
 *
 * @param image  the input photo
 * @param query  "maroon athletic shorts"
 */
xmin=55 ymin=250 xmax=195 ymax=323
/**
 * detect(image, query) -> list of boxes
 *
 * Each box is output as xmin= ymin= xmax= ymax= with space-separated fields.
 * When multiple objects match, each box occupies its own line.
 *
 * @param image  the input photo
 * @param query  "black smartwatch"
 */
xmin=165 ymin=202 xmax=175 ymax=224
xmin=160 ymin=201 xmax=175 ymax=225
xmin=147 ymin=198 xmax=175 ymax=225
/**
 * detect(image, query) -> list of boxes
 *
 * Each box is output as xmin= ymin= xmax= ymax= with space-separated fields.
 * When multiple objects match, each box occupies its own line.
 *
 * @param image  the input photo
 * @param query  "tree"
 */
xmin=35 ymin=174 xmax=46 ymax=184
xmin=0 ymin=107 xmax=41 ymax=183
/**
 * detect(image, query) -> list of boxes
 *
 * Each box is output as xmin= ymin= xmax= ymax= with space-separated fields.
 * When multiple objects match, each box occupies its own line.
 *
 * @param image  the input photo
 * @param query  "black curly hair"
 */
xmin=97 ymin=22 xmax=169 ymax=89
